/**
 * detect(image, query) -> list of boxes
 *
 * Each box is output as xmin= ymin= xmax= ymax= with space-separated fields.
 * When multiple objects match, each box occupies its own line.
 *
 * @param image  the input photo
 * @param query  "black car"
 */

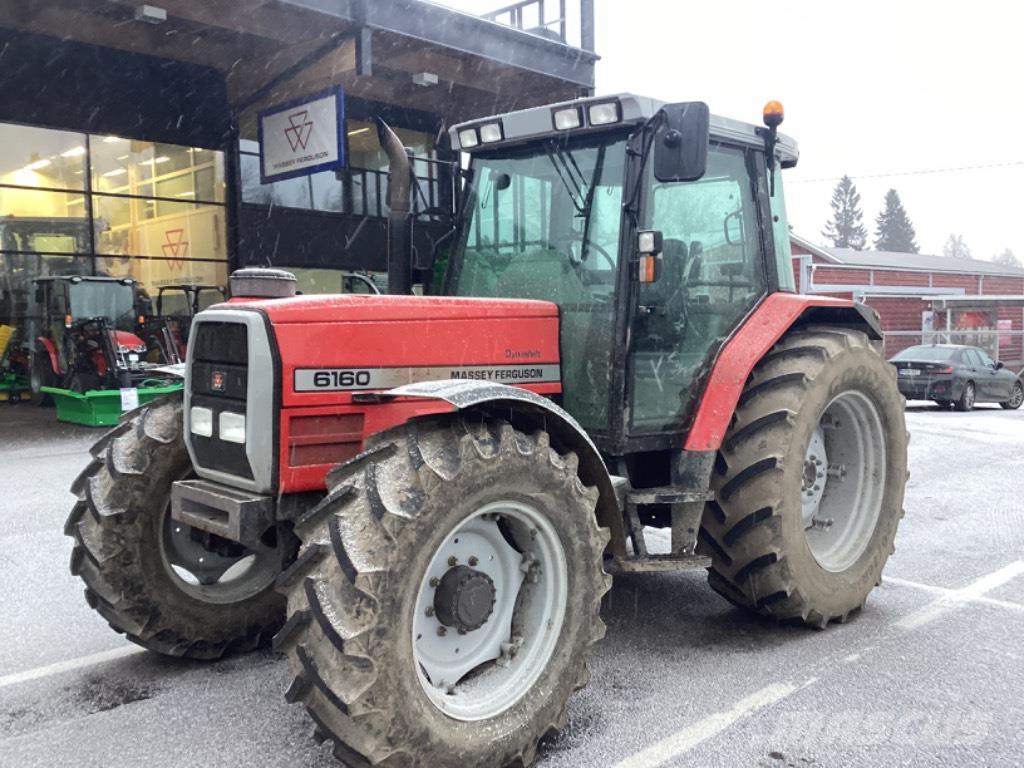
xmin=889 ymin=344 xmax=1023 ymax=411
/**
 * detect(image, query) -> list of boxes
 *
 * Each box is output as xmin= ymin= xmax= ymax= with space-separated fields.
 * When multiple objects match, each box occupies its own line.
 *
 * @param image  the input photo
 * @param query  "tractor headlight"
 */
xmin=588 ymin=101 xmax=621 ymax=126
xmin=478 ymin=122 xmax=504 ymax=143
xmin=457 ymin=128 xmax=479 ymax=149
xmin=219 ymin=411 xmax=246 ymax=444
xmin=552 ymin=106 xmax=582 ymax=130
xmin=190 ymin=406 xmax=213 ymax=438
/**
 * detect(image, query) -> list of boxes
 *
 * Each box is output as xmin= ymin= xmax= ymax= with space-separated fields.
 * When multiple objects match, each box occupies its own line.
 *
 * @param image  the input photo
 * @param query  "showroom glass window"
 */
xmin=0 ymin=121 xmax=228 ymax=328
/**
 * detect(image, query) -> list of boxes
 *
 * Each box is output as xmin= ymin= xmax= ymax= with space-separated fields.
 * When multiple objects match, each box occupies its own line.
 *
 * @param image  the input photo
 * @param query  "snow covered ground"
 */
xmin=1 ymin=402 xmax=1023 ymax=767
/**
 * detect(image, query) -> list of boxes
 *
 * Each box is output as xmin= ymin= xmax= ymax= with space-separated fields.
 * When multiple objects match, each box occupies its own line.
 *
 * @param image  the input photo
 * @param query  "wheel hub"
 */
xmin=434 ymin=565 xmax=496 ymax=633
xmin=801 ymin=427 xmax=828 ymax=527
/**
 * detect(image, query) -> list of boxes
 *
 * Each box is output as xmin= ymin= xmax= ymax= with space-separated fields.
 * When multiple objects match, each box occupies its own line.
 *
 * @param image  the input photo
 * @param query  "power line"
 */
xmin=788 ymin=159 xmax=1024 ymax=184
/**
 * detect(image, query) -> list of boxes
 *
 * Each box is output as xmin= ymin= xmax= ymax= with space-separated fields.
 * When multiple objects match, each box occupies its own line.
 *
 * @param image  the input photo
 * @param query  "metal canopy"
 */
xmin=0 ymin=0 xmax=596 ymax=121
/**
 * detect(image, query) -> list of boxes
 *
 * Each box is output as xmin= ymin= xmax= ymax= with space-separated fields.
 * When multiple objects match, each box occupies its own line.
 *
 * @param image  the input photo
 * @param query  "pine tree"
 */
xmin=992 ymin=248 xmax=1021 ymax=268
xmin=943 ymin=234 xmax=972 ymax=260
xmin=873 ymin=189 xmax=918 ymax=253
xmin=822 ymin=175 xmax=867 ymax=250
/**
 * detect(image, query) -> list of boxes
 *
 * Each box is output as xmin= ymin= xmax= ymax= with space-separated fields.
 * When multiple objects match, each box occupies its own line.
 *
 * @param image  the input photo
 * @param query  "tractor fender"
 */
xmin=381 ymin=379 xmax=628 ymax=556
xmin=36 ymin=336 xmax=60 ymax=375
xmin=684 ymin=293 xmax=884 ymax=453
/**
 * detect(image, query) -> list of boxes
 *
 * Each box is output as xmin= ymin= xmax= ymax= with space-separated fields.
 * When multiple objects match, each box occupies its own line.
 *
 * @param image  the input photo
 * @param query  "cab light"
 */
xmin=763 ymin=100 xmax=785 ymax=128
xmin=190 ymin=406 xmax=213 ymax=437
xmin=588 ymin=102 xmax=622 ymax=126
xmin=219 ymin=411 xmax=246 ymax=444
xmin=458 ymin=128 xmax=480 ymax=149
xmin=64 ymin=314 xmax=72 ymax=328
xmin=479 ymin=122 xmax=504 ymax=143
xmin=552 ymin=107 xmax=582 ymax=130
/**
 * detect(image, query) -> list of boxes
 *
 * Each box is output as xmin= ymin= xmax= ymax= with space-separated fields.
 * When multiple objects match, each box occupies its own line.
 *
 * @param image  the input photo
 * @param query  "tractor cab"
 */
xmin=444 ymin=95 xmax=798 ymax=454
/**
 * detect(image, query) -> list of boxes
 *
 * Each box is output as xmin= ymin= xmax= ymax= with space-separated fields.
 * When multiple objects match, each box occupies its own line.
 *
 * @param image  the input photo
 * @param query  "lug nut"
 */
xmin=429 ymin=577 xmax=440 ymax=588
xmin=437 ymin=626 xmax=447 ymax=637
xmin=468 ymin=556 xmax=479 ymax=567
xmin=448 ymin=556 xmax=458 ymax=567
xmin=425 ymin=606 xmax=435 ymax=617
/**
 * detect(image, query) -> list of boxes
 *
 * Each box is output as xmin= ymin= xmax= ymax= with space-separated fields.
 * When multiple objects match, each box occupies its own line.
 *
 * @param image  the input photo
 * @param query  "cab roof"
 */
xmin=450 ymin=93 xmax=799 ymax=167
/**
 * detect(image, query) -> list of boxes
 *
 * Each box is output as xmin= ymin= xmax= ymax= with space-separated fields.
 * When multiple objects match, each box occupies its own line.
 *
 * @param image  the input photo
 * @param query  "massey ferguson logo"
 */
xmin=161 ymin=228 xmax=188 ymax=269
xmin=211 ymin=370 xmax=226 ymax=392
xmin=284 ymin=110 xmax=314 ymax=152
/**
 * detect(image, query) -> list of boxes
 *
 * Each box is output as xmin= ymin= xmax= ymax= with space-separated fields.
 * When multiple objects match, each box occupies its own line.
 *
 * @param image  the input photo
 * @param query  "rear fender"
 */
xmin=684 ymin=293 xmax=883 ymax=453
xmin=379 ymin=380 xmax=627 ymax=556
xmin=36 ymin=336 xmax=60 ymax=375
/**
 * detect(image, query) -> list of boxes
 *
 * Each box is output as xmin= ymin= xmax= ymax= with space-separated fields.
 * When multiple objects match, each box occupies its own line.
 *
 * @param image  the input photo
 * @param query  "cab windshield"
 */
xmin=449 ymin=134 xmax=629 ymax=433
xmin=69 ymin=281 xmax=135 ymax=328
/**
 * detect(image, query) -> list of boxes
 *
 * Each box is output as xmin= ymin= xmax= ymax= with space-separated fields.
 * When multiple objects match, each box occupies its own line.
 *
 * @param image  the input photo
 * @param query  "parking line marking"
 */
xmin=887 ymin=576 xmax=1024 ymax=613
xmin=895 ymin=561 xmax=1024 ymax=631
xmin=613 ymin=681 xmax=803 ymax=768
xmin=0 ymin=646 xmax=145 ymax=690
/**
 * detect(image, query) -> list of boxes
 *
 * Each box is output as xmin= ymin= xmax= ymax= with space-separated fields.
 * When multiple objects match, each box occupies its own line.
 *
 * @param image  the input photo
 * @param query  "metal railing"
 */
xmin=485 ymin=0 xmax=567 ymax=43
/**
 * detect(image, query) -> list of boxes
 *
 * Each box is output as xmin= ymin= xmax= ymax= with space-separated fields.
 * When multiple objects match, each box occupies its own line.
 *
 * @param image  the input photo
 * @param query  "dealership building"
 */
xmin=791 ymin=234 xmax=1024 ymax=370
xmin=0 ymin=0 xmax=596 ymax=329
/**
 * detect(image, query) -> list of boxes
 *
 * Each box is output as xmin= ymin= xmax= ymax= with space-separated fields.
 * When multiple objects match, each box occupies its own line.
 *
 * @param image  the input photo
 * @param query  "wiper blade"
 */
xmin=544 ymin=141 xmax=587 ymax=215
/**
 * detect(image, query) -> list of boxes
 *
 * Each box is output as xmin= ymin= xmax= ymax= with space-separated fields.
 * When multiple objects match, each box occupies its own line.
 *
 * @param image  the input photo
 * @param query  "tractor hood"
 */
xmin=230 ymin=293 xmax=558 ymax=324
xmin=187 ymin=293 xmax=563 ymax=493
xmin=204 ymin=293 xmax=563 ymax=409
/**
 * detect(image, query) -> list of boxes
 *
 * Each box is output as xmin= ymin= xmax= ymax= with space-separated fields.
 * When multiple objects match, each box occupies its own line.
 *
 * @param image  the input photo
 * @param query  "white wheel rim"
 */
xmin=802 ymin=391 xmax=887 ymax=573
xmin=413 ymin=500 xmax=568 ymax=721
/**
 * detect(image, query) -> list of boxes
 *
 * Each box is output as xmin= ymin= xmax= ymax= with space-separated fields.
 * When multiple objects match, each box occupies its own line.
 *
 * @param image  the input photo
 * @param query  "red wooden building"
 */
xmin=790 ymin=234 xmax=1024 ymax=370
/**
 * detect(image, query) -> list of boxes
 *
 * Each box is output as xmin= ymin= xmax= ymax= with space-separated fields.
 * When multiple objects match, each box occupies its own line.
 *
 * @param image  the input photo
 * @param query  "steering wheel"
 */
xmin=553 ymin=234 xmax=617 ymax=271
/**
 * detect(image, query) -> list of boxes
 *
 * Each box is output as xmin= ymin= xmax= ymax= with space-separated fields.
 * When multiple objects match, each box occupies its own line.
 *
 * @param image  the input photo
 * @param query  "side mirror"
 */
xmin=996 ymin=361 xmax=1005 ymax=370
xmin=653 ymin=102 xmax=710 ymax=183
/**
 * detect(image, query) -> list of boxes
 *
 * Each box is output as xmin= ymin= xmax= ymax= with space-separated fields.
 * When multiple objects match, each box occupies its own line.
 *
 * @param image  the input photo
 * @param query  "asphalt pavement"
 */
xmin=1 ymin=401 xmax=1022 ymax=767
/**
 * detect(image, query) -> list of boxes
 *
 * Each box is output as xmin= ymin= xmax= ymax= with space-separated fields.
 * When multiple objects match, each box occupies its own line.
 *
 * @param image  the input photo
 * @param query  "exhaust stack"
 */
xmin=376 ymin=118 xmax=413 ymax=295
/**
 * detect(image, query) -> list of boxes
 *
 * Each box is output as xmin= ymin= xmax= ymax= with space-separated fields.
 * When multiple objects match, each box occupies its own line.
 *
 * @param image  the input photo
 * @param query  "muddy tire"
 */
xmin=697 ymin=327 xmax=908 ymax=628
xmin=275 ymin=417 xmax=611 ymax=767
xmin=64 ymin=393 xmax=290 ymax=658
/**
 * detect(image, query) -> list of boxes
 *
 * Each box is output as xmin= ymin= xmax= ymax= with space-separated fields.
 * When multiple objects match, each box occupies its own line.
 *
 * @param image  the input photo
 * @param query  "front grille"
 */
xmin=188 ymin=321 xmax=253 ymax=480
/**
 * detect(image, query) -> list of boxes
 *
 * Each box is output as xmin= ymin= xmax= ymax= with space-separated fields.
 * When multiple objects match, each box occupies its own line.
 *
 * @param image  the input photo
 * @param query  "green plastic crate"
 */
xmin=42 ymin=382 xmax=184 ymax=427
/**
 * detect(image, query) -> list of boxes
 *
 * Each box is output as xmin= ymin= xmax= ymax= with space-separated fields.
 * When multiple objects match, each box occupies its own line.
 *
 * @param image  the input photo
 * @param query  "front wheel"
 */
xmin=64 ymin=394 xmax=292 ymax=658
xmin=698 ymin=327 xmax=908 ymax=628
xmin=1000 ymin=381 xmax=1023 ymax=410
xmin=276 ymin=418 xmax=611 ymax=767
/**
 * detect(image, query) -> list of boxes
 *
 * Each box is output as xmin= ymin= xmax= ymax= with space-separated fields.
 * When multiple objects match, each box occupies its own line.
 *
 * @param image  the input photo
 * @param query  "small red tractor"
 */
xmin=27 ymin=275 xmax=151 ymax=401
xmin=67 ymin=96 xmax=907 ymax=766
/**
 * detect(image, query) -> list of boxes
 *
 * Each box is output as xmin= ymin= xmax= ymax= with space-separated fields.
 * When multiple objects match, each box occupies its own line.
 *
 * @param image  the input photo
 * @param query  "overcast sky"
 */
xmin=593 ymin=0 xmax=1023 ymax=260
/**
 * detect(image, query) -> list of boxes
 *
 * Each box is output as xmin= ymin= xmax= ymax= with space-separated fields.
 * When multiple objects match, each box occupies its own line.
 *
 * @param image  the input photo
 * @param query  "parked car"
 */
xmin=889 ymin=344 xmax=1024 ymax=411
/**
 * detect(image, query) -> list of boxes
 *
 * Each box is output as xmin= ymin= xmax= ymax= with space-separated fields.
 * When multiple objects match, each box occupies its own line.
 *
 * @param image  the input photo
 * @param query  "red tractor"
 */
xmin=66 ymin=96 xmax=907 ymax=767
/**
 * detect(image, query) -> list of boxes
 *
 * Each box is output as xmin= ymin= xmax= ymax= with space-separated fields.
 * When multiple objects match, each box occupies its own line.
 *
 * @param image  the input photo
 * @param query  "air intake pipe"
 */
xmin=376 ymin=117 xmax=414 ymax=295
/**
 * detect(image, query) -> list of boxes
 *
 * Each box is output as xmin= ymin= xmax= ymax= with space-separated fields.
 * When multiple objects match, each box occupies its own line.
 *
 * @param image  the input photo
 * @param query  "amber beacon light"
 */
xmin=763 ymin=100 xmax=785 ymax=128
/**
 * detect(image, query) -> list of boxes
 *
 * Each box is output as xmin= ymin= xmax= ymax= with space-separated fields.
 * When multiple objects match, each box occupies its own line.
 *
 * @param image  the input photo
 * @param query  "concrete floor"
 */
xmin=1 ymin=401 xmax=1022 ymax=767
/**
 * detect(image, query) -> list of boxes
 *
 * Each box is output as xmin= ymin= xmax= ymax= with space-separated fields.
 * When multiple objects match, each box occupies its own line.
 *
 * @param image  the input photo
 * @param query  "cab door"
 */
xmin=627 ymin=142 xmax=770 ymax=439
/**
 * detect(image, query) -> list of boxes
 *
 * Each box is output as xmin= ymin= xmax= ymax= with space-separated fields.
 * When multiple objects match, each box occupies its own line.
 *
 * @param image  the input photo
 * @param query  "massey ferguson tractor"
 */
xmin=66 ymin=95 xmax=907 ymax=767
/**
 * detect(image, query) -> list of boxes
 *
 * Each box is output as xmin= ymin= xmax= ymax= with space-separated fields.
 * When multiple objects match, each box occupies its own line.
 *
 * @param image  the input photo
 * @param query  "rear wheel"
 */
xmin=698 ymin=327 xmax=908 ymax=627
xmin=1000 ymin=382 xmax=1023 ymax=410
xmin=955 ymin=381 xmax=975 ymax=412
xmin=64 ymin=394 xmax=292 ymax=658
xmin=29 ymin=350 xmax=55 ymax=406
xmin=275 ymin=418 xmax=610 ymax=767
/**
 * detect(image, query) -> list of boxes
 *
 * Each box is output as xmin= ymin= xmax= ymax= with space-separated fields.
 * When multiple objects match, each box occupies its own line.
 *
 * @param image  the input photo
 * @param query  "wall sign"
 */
xmin=258 ymin=87 xmax=345 ymax=183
